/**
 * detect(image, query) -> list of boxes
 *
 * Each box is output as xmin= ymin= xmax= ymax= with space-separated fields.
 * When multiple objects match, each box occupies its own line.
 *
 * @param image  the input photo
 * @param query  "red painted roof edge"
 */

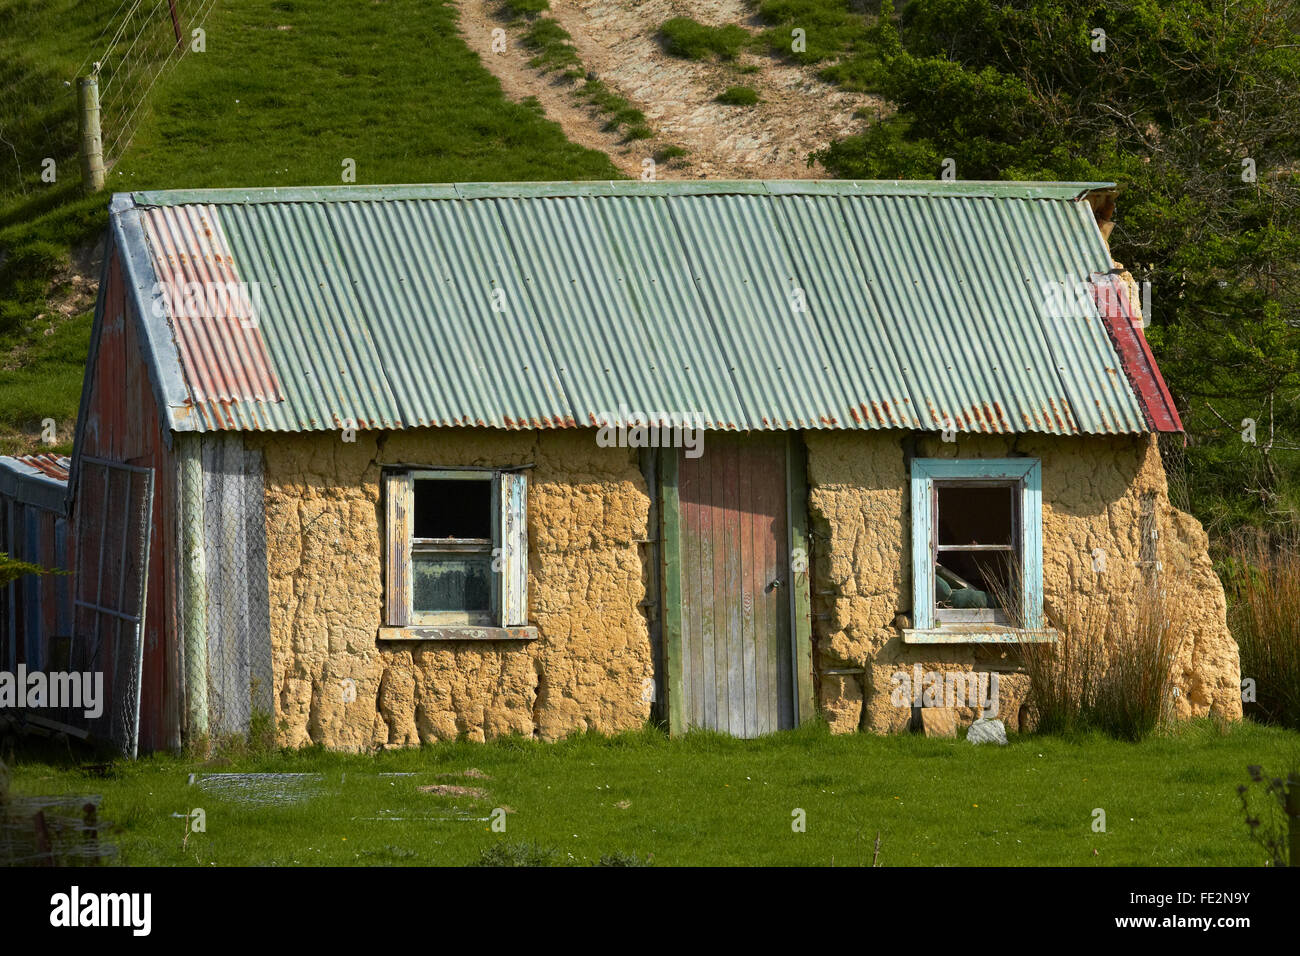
xmin=1090 ymin=272 xmax=1184 ymax=435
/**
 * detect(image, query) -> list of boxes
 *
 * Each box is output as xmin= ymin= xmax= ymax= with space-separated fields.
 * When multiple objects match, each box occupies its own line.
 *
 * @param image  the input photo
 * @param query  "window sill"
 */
xmin=903 ymin=626 xmax=1058 ymax=645
xmin=377 ymin=625 xmax=539 ymax=642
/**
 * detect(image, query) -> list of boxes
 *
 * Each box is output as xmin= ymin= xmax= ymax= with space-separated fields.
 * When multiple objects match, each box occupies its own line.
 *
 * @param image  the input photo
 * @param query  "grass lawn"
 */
xmin=7 ymin=719 xmax=1297 ymax=866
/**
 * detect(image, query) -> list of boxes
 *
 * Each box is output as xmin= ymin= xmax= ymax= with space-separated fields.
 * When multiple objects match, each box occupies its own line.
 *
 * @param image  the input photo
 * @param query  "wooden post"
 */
xmin=179 ymin=437 xmax=209 ymax=745
xmin=168 ymin=1 xmax=184 ymax=51
xmin=77 ymin=76 xmax=105 ymax=194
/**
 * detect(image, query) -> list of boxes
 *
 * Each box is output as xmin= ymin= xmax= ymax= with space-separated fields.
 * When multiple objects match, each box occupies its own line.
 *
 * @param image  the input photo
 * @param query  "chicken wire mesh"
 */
xmin=191 ymin=436 xmax=274 ymax=740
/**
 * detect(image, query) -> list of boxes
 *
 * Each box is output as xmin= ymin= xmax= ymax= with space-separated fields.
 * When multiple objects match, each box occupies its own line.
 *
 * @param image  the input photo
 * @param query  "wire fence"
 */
xmin=0 ymin=1 xmax=220 ymax=197
xmin=91 ymin=0 xmax=220 ymax=166
xmin=0 ymin=794 xmax=115 ymax=866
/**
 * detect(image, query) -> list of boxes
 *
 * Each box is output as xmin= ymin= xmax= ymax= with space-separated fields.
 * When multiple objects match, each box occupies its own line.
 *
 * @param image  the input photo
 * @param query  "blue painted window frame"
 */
xmin=910 ymin=458 xmax=1043 ymax=631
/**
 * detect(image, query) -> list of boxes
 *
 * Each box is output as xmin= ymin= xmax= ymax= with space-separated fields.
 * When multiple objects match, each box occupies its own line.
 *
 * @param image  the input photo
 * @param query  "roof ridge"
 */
xmin=122 ymin=180 xmax=1116 ymax=208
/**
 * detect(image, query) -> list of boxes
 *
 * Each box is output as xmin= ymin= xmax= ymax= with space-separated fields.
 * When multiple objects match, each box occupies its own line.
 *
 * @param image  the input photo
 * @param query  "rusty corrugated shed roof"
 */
xmin=107 ymin=180 xmax=1159 ymax=435
xmin=9 ymin=454 xmax=71 ymax=482
xmin=0 ymin=454 xmax=71 ymax=513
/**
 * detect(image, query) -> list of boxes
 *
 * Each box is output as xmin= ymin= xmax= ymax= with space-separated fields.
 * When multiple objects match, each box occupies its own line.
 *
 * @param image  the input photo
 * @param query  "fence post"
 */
xmin=179 ymin=438 xmax=209 ymax=745
xmin=77 ymin=76 xmax=105 ymax=194
xmin=168 ymin=1 xmax=184 ymax=50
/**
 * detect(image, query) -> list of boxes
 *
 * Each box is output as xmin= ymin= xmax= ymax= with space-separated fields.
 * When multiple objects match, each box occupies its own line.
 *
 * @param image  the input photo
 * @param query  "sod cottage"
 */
xmin=3 ymin=180 xmax=1243 ymax=754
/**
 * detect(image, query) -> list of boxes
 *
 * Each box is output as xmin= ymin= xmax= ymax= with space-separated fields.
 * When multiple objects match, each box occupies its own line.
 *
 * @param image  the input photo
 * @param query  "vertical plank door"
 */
xmin=676 ymin=433 xmax=793 ymax=736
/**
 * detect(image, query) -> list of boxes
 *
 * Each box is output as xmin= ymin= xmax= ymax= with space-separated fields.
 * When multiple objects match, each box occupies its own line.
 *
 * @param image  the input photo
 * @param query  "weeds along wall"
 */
xmin=237 ymin=426 xmax=1240 ymax=750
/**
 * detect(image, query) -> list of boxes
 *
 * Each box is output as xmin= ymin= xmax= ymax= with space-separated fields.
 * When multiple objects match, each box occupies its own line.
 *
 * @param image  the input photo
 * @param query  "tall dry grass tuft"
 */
xmin=991 ymin=564 xmax=1187 ymax=739
xmin=1093 ymin=584 xmax=1188 ymax=740
xmin=1015 ymin=587 xmax=1105 ymax=737
xmin=1224 ymin=536 xmax=1300 ymax=730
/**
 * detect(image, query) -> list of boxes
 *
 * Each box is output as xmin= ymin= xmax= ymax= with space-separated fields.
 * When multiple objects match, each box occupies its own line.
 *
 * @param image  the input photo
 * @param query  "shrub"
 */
xmin=659 ymin=18 xmax=749 ymax=60
xmin=0 ymin=552 xmax=54 ymax=588
xmin=716 ymin=86 xmax=759 ymax=106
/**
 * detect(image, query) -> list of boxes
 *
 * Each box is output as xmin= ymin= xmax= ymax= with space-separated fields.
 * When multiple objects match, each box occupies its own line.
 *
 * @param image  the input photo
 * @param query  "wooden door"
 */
xmin=675 ymin=433 xmax=794 ymax=736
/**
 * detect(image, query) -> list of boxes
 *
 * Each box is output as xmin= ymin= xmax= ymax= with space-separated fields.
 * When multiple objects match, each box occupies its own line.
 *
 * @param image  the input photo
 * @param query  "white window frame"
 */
xmin=383 ymin=467 xmax=528 ymax=630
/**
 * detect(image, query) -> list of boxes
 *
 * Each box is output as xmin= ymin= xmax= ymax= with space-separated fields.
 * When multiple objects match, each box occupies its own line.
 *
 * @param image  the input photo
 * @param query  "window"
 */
xmin=908 ymin=458 xmax=1045 ymax=640
xmin=934 ymin=483 xmax=1018 ymax=624
xmin=383 ymin=468 xmax=528 ymax=632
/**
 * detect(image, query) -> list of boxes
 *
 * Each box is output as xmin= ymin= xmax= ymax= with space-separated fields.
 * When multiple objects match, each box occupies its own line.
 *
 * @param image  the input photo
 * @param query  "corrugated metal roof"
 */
xmin=5 ymin=454 xmax=71 ymax=482
xmin=0 ymin=454 xmax=71 ymax=513
xmin=109 ymin=180 xmax=1159 ymax=435
xmin=142 ymin=204 xmax=283 ymax=404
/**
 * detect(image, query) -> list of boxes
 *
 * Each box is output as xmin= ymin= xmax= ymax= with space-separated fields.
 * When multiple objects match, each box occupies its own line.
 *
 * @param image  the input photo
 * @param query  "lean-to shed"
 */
xmin=8 ymin=180 xmax=1243 ymax=753
xmin=0 ymin=454 xmax=72 ymax=676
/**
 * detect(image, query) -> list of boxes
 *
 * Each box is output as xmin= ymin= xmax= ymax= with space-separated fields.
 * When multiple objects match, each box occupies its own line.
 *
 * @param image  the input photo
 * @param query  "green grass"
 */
xmin=716 ymin=86 xmax=760 ymax=106
xmin=658 ymin=18 xmax=750 ymax=61
xmin=7 ymin=719 xmax=1297 ymax=866
xmin=752 ymin=0 xmax=889 ymax=90
xmin=501 ymin=0 xmax=551 ymax=18
xmin=575 ymin=79 xmax=651 ymax=140
xmin=753 ymin=0 xmax=876 ymax=64
xmin=521 ymin=17 xmax=582 ymax=72
xmin=0 ymin=0 xmax=620 ymax=453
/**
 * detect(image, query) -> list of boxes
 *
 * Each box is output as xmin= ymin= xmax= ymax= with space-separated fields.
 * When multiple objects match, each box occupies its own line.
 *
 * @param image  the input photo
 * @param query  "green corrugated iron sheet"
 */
xmin=116 ymin=179 xmax=1150 ymax=435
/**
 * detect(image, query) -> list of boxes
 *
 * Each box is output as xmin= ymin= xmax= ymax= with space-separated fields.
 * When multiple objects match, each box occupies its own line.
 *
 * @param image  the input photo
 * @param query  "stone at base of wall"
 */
xmin=967 ymin=718 xmax=1008 ymax=745
xmin=918 ymin=708 xmax=957 ymax=738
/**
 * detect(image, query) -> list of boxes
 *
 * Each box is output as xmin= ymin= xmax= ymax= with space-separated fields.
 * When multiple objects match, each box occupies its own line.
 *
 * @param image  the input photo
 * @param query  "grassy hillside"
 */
xmin=0 ymin=0 xmax=620 ymax=454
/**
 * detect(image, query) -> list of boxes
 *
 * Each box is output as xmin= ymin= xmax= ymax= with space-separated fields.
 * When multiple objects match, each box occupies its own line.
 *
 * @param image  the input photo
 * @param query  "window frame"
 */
xmin=932 ymin=479 xmax=1020 ymax=625
xmin=382 ymin=466 xmax=528 ymax=634
xmin=408 ymin=469 xmax=496 ymax=626
xmin=908 ymin=458 xmax=1046 ymax=642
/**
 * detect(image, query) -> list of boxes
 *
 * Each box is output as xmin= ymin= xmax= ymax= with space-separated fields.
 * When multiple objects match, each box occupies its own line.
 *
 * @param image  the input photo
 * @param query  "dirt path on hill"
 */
xmin=454 ymin=0 xmax=885 ymax=179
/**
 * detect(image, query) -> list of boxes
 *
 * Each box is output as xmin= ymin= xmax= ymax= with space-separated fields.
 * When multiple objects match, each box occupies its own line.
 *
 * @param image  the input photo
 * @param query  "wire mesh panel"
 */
xmin=199 ymin=435 xmax=273 ymax=737
xmin=71 ymin=457 xmax=154 ymax=757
